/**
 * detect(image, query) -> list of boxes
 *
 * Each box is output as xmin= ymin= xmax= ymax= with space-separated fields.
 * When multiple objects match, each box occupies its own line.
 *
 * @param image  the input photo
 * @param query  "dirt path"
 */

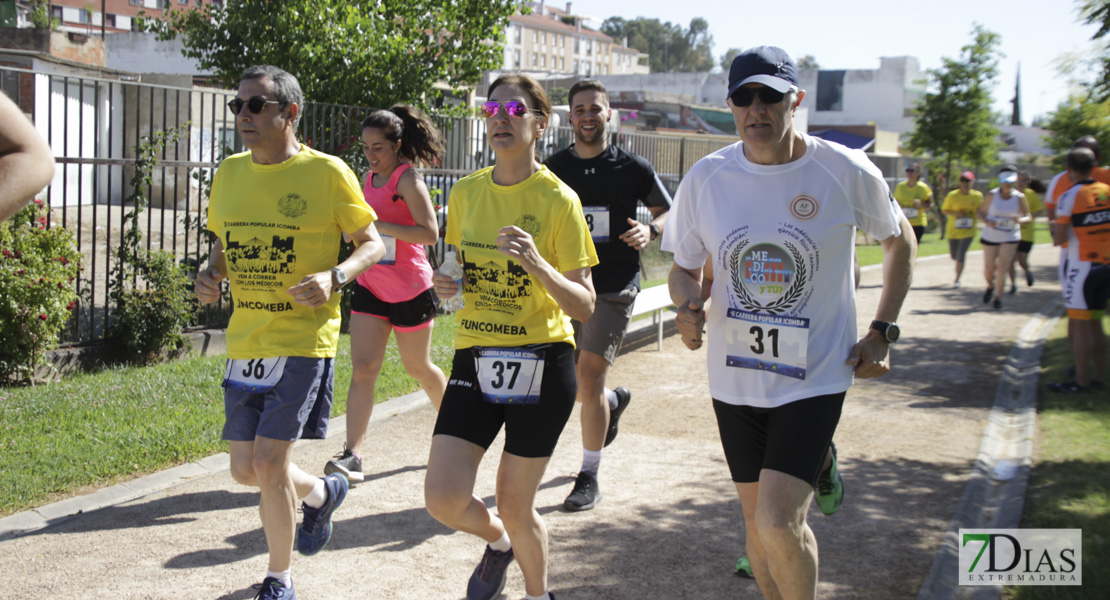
xmin=0 ymin=249 xmax=1063 ymax=599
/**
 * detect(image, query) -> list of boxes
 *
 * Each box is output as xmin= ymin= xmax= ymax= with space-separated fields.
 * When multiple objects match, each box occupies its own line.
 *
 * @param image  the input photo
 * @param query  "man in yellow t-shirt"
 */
xmin=893 ymin=163 xmax=933 ymax=243
xmin=195 ymin=65 xmax=384 ymax=600
xmin=941 ymin=171 xmax=984 ymax=288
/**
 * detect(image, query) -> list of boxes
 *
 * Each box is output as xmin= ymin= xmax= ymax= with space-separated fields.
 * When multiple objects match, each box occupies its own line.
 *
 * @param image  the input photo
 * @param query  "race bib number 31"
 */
xmin=583 ymin=205 xmax=610 ymax=243
xmin=474 ymin=348 xmax=544 ymax=404
xmin=223 ymin=357 xmax=288 ymax=393
xmin=724 ymin=308 xmax=809 ymax=380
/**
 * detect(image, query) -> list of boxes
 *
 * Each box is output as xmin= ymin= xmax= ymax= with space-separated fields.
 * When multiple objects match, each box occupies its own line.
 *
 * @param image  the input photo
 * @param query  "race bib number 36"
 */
xmin=724 ymin=308 xmax=809 ymax=380
xmin=474 ymin=348 xmax=544 ymax=404
xmin=223 ymin=357 xmax=288 ymax=393
xmin=583 ymin=205 xmax=610 ymax=243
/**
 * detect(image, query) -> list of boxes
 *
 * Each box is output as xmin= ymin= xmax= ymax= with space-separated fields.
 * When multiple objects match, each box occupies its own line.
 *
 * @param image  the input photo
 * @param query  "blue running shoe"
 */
xmin=467 ymin=545 xmax=515 ymax=600
xmin=253 ymin=577 xmax=295 ymax=600
xmin=296 ymin=473 xmax=348 ymax=556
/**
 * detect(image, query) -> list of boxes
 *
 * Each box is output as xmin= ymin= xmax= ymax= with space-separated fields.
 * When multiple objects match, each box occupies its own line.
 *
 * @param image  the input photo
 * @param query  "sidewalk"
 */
xmin=0 ymin=248 xmax=1065 ymax=599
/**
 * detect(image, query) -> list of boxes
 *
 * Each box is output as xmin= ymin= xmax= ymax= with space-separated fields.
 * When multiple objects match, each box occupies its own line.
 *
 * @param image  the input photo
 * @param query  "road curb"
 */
xmin=916 ymin=296 xmax=1065 ymax=600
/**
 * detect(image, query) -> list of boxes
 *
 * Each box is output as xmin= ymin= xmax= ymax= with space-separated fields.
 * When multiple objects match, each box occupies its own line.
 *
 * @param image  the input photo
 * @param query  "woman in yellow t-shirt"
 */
xmin=941 ymin=171 xmax=985 ymax=288
xmin=893 ymin=163 xmax=933 ymax=242
xmin=1008 ymin=174 xmax=1047 ymax=292
xmin=425 ymin=74 xmax=598 ymax=600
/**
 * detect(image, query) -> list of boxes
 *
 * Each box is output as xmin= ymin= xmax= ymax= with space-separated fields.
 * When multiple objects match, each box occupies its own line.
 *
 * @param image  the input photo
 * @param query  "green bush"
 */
xmin=108 ymin=249 xmax=195 ymax=365
xmin=0 ymin=199 xmax=81 ymax=383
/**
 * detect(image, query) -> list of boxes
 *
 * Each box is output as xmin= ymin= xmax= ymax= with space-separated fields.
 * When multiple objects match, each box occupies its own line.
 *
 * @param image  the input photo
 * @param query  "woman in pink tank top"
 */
xmin=323 ymin=105 xmax=447 ymax=482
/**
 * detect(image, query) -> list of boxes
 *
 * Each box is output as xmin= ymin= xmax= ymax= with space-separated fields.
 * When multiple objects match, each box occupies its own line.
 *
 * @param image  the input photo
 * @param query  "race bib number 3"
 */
xmin=223 ymin=357 xmax=289 ymax=393
xmin=379 ymin=235 xmax=397 ymax=266
xmin=474 ymin=348 xmax=544 ymax=404
xmin=583 ymin=205 xmax=610 ymax=243
xmin=955 ymin=217 xmax=974 ymax=229
xmin=724 ymin=308 xmax=809 ymax=380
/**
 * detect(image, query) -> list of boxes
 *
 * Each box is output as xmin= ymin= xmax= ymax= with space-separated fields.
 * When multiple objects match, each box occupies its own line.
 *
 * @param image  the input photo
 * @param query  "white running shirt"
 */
xmin=662 ymin=134 xmax=903 ymax=408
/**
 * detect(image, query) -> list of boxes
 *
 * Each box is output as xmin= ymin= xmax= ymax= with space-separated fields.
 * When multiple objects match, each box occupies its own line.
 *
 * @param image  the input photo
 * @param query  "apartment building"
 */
xmin=15 ymin=0 xmax=218 ymax=35
xmin=503 ymin=1 xmax=649 ymax=77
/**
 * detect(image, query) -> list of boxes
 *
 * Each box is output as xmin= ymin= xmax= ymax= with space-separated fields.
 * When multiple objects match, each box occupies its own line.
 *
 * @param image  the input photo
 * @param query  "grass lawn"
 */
xmin=1009 ymin=317 xmax=1110 ymax=599
xmin=0 ymin=315 xmax=456 ymax=517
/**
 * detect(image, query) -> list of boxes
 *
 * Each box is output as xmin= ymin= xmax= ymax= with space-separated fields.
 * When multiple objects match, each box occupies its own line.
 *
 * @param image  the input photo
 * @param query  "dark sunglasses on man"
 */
xmin=729 ymin=86 xmax=789 ymax=108
xmin=228 ymin=96 xmax=283 ymax=115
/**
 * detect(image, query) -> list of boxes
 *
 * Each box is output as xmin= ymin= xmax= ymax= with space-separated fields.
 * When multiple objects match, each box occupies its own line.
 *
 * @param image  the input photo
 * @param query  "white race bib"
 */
xmin=583 ymin=205 xmax=610 ymax=243
xmin=379 ymin=235 xmax=397 ymax=265
xmin=223 ymin=357 xmax=288 ymax=393
xmin=902 ymin=207 xmax=919 ymax=218
xmin=724 ymin=308 xmax=809 ymax=380
xmin=993 ymin=217 xmax=1015 ymax=231
xmin=955 ymin=217 xmax=974 ymax=229
xmin=474 ymin=348 xmax=544 ymax=404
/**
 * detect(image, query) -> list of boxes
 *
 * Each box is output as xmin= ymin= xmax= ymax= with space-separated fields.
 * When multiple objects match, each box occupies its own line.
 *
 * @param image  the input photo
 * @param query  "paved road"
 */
xmin=0 ymin=248 xmax=1065 ymax=599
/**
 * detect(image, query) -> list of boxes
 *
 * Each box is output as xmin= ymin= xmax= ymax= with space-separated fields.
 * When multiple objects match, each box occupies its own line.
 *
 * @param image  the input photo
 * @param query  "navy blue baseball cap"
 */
xmin=727 ymin=46 xmax=799 ymax=99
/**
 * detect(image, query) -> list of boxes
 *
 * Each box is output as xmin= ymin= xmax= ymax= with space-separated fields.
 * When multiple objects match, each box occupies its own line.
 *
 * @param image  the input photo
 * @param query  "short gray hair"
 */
xmin=241 ymin=65 xmax=304 ymax=128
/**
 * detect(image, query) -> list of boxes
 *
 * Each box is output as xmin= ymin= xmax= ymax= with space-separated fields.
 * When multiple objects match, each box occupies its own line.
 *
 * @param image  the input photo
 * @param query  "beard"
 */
xmin=575 ymin=124 xmax=605 ymax=145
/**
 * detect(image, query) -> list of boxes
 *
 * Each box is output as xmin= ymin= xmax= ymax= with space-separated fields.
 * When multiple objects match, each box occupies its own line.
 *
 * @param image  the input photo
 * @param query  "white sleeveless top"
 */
xmin=980 ymin=188 xmax=1023 ymax=244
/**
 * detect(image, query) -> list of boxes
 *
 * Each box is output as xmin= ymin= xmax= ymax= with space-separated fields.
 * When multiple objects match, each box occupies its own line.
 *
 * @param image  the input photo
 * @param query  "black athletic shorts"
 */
xmin=713 ymin=392 xmax=846 ymax=486
xmin=433 ymin=342 xmax=576 ymax=458
xmin=1017 ymin=240 xmax=1034 ymax=253
xmin=350 ymin=283 xmax=437 ymax=330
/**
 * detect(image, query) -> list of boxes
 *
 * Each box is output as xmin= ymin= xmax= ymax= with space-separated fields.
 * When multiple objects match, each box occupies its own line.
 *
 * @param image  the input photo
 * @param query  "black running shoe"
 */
xmin=563 ymin=471 xmax=602 ymax=512
xmin=324 ymin=448 xmax=364 ymax=482
xmin=983 ymin=287 xmax=994 ymax=304
xmin=467 ymin=545 xmax=515 ymax=600
xmin=604 ymin=386 xmax=632 ymax=447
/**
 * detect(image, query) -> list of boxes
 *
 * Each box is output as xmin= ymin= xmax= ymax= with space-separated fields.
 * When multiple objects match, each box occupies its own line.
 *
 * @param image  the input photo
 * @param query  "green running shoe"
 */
xmin=734 ymin=556 xmax=753 ymax=578
xmin=815 ymin=442 xmax=844 ymax=516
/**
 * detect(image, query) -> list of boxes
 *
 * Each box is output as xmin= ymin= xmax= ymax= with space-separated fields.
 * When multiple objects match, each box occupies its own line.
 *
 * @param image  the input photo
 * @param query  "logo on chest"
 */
xmin=789 ymin=195 xmax=819 ymax=221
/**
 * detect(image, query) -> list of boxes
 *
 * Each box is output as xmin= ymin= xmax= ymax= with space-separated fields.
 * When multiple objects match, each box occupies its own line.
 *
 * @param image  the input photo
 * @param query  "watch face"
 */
xmin=332 ymin=268 xmax=348 ymax=284
xmin=885 ymin=324 xmax=900 ymax=343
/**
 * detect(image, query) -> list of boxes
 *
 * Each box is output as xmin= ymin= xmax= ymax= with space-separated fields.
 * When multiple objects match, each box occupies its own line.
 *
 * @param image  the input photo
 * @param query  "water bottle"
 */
xmin=440 ymin=249 xmax=466 ymax=313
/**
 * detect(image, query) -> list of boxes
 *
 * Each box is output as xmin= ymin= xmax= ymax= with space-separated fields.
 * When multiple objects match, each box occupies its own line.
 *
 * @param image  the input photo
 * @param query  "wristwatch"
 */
xmin=649 ymin=223 xmax=662 ymax=241
xmin=330 ymin=267 xmax=349 ymax=288
xmin=870 ymin=320 xmax=900 ymax=343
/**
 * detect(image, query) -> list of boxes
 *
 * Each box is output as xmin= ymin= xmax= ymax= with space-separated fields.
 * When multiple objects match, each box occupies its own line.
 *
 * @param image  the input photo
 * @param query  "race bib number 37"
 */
xmin=223 ymin=357 xmax=288 ymax=393
xmin=474 ymin=348 xmax=544 ymax=404
xmin=724 ymin=308 xmax=809 ymax=380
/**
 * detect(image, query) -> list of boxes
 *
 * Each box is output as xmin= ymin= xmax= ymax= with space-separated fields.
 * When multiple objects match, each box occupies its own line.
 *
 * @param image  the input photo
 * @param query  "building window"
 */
xmin=816 ymin=70 xmax=845 ymax=112
xmin=541 ymin=32 xmax=546 ymax=45
xmin=560 ymin=57 xmax=564 ymax=70
xmin=533 ymin=31 xmax=538 ymax=43
xmin=574 ymin=59 xmax=579 ymax=73
xmin=532 ymin=52 xmax=537 ymax=66
xmin=514 ymin=26 xmax=521 ymax=44
xmin=514 ymin=50 xmax=521 ymax=68
xmin=541 ymin=55 xmax=546 ymax=67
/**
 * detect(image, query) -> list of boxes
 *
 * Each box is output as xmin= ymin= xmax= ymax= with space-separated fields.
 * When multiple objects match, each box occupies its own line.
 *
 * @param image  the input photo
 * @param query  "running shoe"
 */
xmin=814 ymin=443 xmax=844 ymax=516
xmin=324 ymin=447 xmax=364 ymax=482
xmin=563 ymin=471 xmax=602 ymax=512
xmin=982 ymin=287 xmax=994 ymax=304
xmin=1047 ymin=381 xmax=1090 ymax=393
xmin=467 ymin=545 xmax=515 ymax=600
xmin=734 ymin=556 xmax=753 ymax=578
xmin=953 ymin=281 xmax=961 ymax=289
xmin=253 ymin=577 xmax=295 ymax=600
xmin=604 ymin=386 xmax=632 ymax=447
xmin=993 ymin=299 xmax=1002 ymax=311
xmin=1026 ymin=271 xmax=1034 ymax=287
xmin=1009 ymin=283 xmax=1018 ymax=295
xmin=296 ymin=473 xmax=348 ymax=556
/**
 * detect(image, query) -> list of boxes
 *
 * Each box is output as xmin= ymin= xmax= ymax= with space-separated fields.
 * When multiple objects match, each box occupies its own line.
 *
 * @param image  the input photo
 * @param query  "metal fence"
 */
xmin=4 ymin=66 xmax=737 ymax=346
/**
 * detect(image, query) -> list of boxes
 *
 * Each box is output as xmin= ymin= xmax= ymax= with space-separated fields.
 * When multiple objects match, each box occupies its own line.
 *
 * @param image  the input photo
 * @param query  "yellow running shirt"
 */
xmin=445 ymin=166 xmax=598 ymax=350
xmin=1020 ymin=187 xmax=1044 ymax=243
xmin=208 ymin=146 xmax=377 ymax=359
xmin=942 ymin=189 xmax=984 ymax=240
xmin=893 ymin=180 xmax=932 ymax=227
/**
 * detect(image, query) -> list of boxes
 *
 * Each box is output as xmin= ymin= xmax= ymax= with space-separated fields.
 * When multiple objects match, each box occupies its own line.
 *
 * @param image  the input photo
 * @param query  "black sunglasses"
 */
xmin=228 ymin=96 xmax=283 ymax=115
xmin=730 ymin=87 xmax=787 ymax=107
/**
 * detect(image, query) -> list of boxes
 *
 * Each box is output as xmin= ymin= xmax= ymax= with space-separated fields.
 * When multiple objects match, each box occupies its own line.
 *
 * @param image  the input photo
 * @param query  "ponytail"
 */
xmin=361 ymin=105 xmax=445 ymax=167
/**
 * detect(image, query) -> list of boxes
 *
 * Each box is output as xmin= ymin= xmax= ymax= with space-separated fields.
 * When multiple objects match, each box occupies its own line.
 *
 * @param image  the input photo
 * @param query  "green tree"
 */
xmin=1080 ymin=0 xmax=1110 ymax=99
xmin=907 ymin=24 xmax=1003 ymax=188
xmin=1040 ymin=95 xmax=1110 ymax=168
xmin=601 ymin=16 xmax=713 ymax=73
xmin=145 ymin=0 xmax=518 ymax=109
xmin=719 ymin=48 xmax=742 ymax=71
xmin=797 ymin=55 xmax=820 ymax=70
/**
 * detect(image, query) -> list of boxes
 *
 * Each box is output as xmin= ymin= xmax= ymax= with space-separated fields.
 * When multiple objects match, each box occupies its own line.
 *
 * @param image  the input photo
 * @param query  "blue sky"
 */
xmin=574 ymin=0 xmax=1102 ymax=124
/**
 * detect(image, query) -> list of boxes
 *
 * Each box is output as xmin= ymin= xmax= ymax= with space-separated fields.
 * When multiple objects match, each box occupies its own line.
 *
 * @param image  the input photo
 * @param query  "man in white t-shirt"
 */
xmin=662 ymin=46 xmax=916 ymax=599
